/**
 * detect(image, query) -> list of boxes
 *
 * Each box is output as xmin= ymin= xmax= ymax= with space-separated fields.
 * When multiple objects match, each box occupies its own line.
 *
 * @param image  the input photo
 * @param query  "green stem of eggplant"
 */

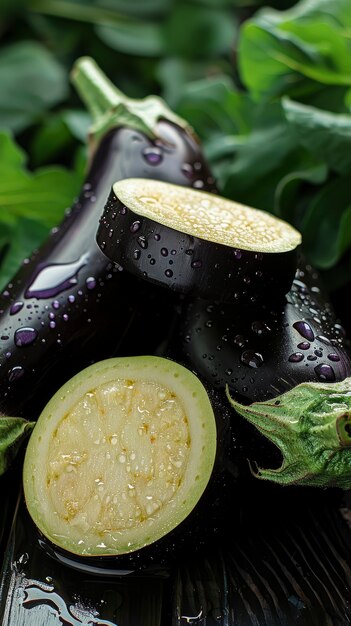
xmin=71 ymin=57 xmax=190 ymax=151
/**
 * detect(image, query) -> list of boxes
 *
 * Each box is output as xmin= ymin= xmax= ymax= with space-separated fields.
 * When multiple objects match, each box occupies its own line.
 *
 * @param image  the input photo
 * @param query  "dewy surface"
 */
xmin=113 ymin=178 xmax=302 ymax=253
xmin=46 ymin=379 xmax=190 ymax=538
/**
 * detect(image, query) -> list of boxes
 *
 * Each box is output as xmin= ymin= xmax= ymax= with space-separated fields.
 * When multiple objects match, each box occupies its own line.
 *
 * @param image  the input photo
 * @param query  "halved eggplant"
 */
xmin=97 ymin=178 xmax=301 ymax=303
xmin=23 ymin=356 xmax=217 ymax=557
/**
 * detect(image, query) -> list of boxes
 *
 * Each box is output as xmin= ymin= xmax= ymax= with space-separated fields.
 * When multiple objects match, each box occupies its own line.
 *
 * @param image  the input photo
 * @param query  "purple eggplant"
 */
xmin=0 ymin=58 xmax=217 ymax=420
xmin=97 ymin=178 xmax=300 ymax=304
xmin=175 ymin=260 xmax=351 ymax=404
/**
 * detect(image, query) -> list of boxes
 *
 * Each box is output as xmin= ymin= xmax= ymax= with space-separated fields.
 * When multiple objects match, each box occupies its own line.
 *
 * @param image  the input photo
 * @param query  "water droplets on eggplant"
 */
xmin=314 ymin=363 xmax=335 ymax=382
xmin=251 ymin=321 xmax=271 ymax=335
xmin=293 ymin=321 xmax=315 ymax=342
xmin=181 ymin=163 xmax=193 ymax=179
xmin=8 ymin=365 xmax=25 ymax=382
xmin=297 ymin=342 xmax=310 ymax=350
xmin=14 ymin=327 xmax=38 ymax=347
xmin=288 ymin=352 xmax=304 ymax=363
xmin=241 ymin=350 xmax=264 ymax=368
xmin=142 ymin=146 xmax=163 ymax=165
xmin=130 ymin=221 xmax=141 ymax=234
xmin=137 ymin=236 xmax=148 ymax=250
xmin=10 ymin=301 xmax=24 ymax=315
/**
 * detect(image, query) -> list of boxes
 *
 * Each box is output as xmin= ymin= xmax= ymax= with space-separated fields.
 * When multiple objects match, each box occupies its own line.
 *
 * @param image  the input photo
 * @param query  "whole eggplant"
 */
xmin=174 ymin=260 xmax=351 ymax=404
xmin=0 ymin=58 xmax=217 ymax=419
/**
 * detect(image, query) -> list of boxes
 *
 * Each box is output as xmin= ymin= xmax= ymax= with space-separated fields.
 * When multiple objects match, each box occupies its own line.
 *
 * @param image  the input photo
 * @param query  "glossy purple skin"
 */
xmin=97 ymin=192 xmax=297 ymax=304
xmin=0 ymin=121 xmax=217 ymax=418
xmin=174 ymin=262 xmax=351 ymax=403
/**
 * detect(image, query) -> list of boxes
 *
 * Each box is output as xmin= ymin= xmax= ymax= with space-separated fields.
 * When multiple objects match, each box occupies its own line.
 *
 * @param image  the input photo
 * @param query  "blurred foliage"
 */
xmin=0 ymin=0 xmax=351 ymax=294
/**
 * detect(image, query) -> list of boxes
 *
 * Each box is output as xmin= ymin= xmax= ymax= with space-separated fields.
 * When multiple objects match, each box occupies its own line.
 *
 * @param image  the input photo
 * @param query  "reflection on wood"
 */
xmin=172 ymin=486 xmax=351 ymax=626
xmin=1 ymin=485 xmax=350 ymax=625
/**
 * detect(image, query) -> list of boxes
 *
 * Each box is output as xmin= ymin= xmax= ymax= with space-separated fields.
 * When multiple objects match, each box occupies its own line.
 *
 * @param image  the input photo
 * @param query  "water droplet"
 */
xmin=328 ymin=353 xmax=340 ymax=362
xmin=14 ymin=327 xmax=38 ymax=347
xmin=314 ymin=349 xmax=323 ymax=357
xmin=137 ymin=236 xmax=148 ymax=249
xmin=185 ymin=249 xmax=193 ymax=256
xmin=297 ymin=342 xmax=310 ymax=350
xmin=234 ymin=250 xmax=242 ymax=260
xmin=50 ymin=320 xmax=56 ymax=329
xmin=85 ymin=277 xmax=96 ymax=290
xmin=150 ymin=258 xmax=156 ymax=265
xmin=8 ymin=366 xmax=25 ymax=382
xmin=181 ymin=163 xmax=193 ymax=179
xmin=193 ymin=179 xmax=204 ymax=189
xmin=68 ymin=295 xmax=75 ymax=303
xmin=161 ymin=248 xmax=168 ymax=257
xmin=307 ymin=355 xmax=317 ymax=361
xmin=10 ymin=301 xmax=24 ymax=315
xmin=130 ymin=221 xmax=141 ymax=233
xmin=225 ymin=368 xmax=233 ymax=376
xmin=133 ymin=250 xmax=141 ymax=260
xmin=234 ymin=334 xmax=246 ymax=348
xmin=191 ymin=260 xmax=202 ymax=269
xmin=63 ymin=314 xmax=69 ymax=321
xmin=314 ymin=363 xmax=335 ymax=382
xmin=165 ymin=269 xmax=173 ymax=278
xmin=316 ymin=335 xmax=331 ymax=345
xmin=241 ymin=350 xmax=264 ymax=368
xmin=154 ymin=233 xmax=161 ymax=241
xmin=205 ymin=320 xmax=213 ymax=328
xmin=293 ymin=321 xmax=315 ymax=342
xmin=52 ymin=300 xmax=60 ymax=310
xmin=142 ymin=146 xmax=163 ymax=165
xmin=49 ymin=312 xmax=55 ymax=320
xmin=251 ymin=321 xmax=271 ymax=335
xmin=288 ymin=352 xmax=304 ymax=363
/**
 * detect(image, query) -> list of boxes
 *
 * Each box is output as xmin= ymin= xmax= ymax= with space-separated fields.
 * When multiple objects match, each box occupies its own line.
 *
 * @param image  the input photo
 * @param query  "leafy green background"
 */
xmin=1 ymin=0 xmax=351 ymax=319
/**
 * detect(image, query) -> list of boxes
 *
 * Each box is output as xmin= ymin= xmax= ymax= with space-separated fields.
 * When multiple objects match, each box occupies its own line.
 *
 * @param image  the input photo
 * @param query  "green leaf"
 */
xmin=171 ymin=75 xmax=250 ymax=137
xmin=96 ymin=21 xmax=164 ymax=57
xmin=274 ymin=162 xmax=328 ymax=223
xmin=163 ymin=4 xmax=237 ymax=60
xmin=0 ymin=417 xmax=35 ymax=475
xmin=283 ymin=98 xmax=351 ymax=175
xmin=239 ymin=0 xmax=351 ymax=99
xmin=302 ymin=176 xmax=351 ymax=269
xmin=221 ymin=101 xmax=298 ymax=207
xmin=0 ymin=132 xmax=83 ymax=289
xmin=0 ymin=41 xmax=68 ymax=133
xmin=227 ymin=377 xmax=351 ymax=489
xmin=63 ymin=110 xmax=91 ymax=142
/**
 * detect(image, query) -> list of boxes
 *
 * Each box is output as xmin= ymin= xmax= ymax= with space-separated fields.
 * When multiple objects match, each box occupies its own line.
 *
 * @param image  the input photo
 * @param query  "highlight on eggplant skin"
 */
xmin=97 ymin=178 xmax=301 ymax=305
xmin=174 ymin=262 xmax=351 ymax=404
xmin=0 ymin=61 xmax=217 ymax=421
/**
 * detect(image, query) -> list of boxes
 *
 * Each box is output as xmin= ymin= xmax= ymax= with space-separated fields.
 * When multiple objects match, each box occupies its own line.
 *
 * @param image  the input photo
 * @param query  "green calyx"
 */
xmin=71 ymin=57 xmax=192 ymax=153
xmin=0 ymin=416 xmax=34 ymax=475
xmin=226 ymin=377 xmax=351 ymax=489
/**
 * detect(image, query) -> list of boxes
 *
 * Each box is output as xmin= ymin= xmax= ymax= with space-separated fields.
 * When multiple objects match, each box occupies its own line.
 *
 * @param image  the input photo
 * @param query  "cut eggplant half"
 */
xmin=97 ymin=178 xmax=301 ymax=303
xmin=23 ymin=356 xmax=216 ymax=557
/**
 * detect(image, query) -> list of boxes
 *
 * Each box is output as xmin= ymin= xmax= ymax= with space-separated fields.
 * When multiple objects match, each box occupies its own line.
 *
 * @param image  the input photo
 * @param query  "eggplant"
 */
xmin=22 ymin=356 xmax=234 ymax=572
xmin=0 ymin=58 xmax=217 ymax=421
xmin=175 ymin=261 xmax=351 ymax=404
xmin=97 ymin=178 xmax=301 ymax=303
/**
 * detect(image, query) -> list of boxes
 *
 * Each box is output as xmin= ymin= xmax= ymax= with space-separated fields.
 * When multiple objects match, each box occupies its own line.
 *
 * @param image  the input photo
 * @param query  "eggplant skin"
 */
xmin=97 ymin=183 xmax=298 ymax=304
xmin=176 ymin=262 xmax=351 ymax=403
xmin=0 ymin=121 xmax=216 ymax=419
